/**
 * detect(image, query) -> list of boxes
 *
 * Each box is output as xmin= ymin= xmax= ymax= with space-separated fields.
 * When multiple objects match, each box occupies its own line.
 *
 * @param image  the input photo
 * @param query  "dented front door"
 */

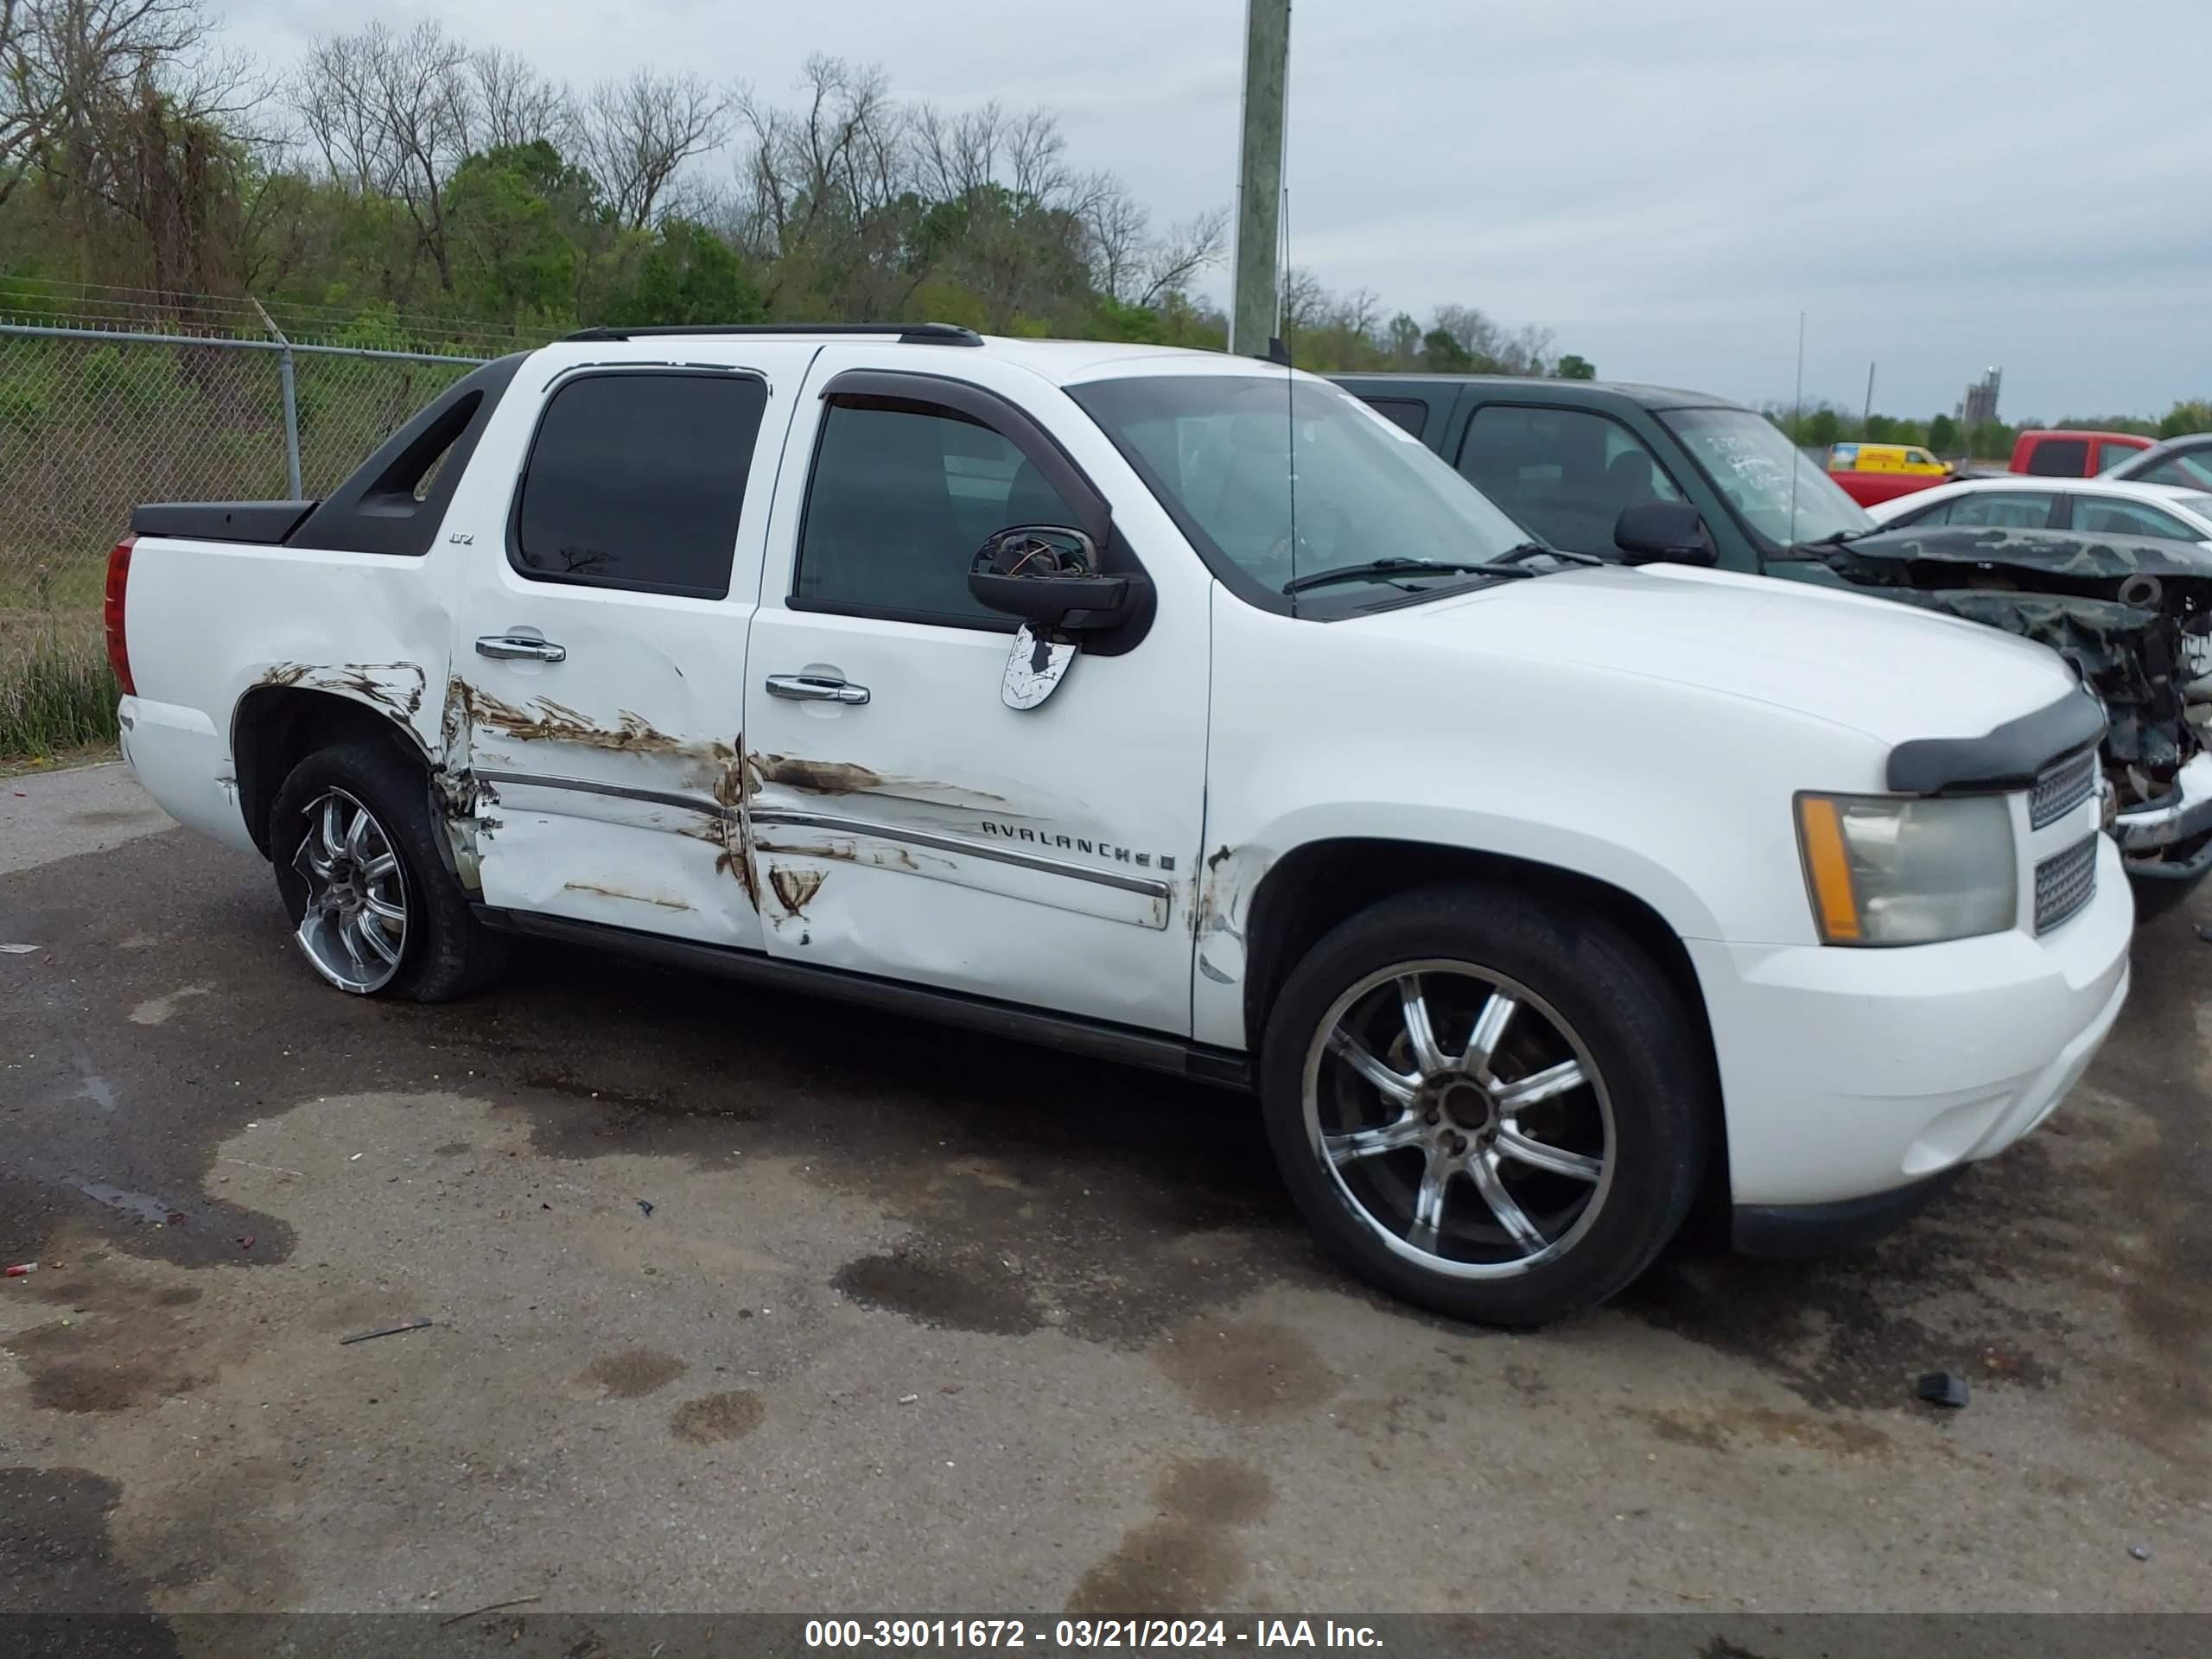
xmin=740 ymin=347 xmax=1212 ymax=1033
xmin=445 ymin=352 xmax=811 ymax=947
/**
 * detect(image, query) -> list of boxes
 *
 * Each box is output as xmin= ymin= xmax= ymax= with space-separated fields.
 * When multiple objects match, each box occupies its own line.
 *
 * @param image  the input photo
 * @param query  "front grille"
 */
xmin=2031 ymin=748 xmax=2099 ymax=830
xmin=2034 ymin=835 xmax=2099 ymax=934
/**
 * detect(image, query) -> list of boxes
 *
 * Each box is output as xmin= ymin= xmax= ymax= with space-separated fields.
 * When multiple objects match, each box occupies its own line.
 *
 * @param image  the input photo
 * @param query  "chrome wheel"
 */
xmin=289 ymin=788 xmax=408 ymax=994
xmin=1302 ymin=960 xmax=1615 ymax=1280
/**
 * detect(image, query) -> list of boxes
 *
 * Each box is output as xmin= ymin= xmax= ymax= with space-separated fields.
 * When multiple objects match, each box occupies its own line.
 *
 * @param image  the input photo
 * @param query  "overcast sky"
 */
xmin=226 ymin=0 xmax=2210 ymax=421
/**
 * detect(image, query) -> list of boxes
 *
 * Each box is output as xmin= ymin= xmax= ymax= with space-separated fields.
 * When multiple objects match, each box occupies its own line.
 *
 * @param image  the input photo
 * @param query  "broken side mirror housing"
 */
xmin=968 ymin=526 xmax=1146 ymax=631
xmin=1613 ymin=501 xmax=1719 ymax=567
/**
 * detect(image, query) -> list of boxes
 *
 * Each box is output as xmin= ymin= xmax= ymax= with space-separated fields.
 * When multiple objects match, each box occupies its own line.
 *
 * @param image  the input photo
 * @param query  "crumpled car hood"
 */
xmin=1816 ymin=525 xmax=2212 ymax=802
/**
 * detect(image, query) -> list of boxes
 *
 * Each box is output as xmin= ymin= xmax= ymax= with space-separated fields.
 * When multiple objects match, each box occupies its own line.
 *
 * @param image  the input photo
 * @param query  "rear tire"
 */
xmin=269 ymin=736 xmax=507 ymax=1002
xmin=1260 ymin=881 xmax=1709 ymax=1327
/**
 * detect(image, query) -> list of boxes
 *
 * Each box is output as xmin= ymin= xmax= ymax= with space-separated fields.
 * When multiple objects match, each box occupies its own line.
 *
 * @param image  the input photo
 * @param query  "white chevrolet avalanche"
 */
xmin=107 ymin=324 xmax=2132 ymax=1325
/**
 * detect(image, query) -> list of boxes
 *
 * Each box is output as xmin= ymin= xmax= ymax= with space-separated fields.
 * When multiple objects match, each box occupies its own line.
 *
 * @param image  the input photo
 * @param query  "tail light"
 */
xmin=104 ymin=535 xmax=136 ymax=696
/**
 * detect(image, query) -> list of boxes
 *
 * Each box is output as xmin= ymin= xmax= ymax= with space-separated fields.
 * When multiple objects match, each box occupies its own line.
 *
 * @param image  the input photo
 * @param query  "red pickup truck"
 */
xmin=2010 ymin=429 xmax=2153 ymax=477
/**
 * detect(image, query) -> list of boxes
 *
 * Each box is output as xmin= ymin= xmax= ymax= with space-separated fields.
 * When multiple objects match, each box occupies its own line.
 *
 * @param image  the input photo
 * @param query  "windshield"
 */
xmin=1069 ymin=374 xmax=1535 ymax=604
xmin=2139 ymin=451 xmax=2212 ymax=491
xmin=1661 ymin=406 xmax=1873 ymax=548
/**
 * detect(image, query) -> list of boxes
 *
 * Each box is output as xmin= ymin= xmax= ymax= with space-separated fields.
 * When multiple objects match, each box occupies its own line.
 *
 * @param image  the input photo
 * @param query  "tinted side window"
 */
xmin=2074 ymin=498 xmax=2193 ymax=540
xmin=1945 ymin=492 xmax=2056 ymax=529
xmin=796 ymin=402 xmax=1084 ymax=626
xmin=512 ymin=372 xmax=765 ymax=598
xmin=1363 ymin=397 xmax=1428 ymax=437
xmin=1457 ymin=404 xmax=1685 ymax=553
xmin=2023 ymin=437 xmax=2088 ymax=476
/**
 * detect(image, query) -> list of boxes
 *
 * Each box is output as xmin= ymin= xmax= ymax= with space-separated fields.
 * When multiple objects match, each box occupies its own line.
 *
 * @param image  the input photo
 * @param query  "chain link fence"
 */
xmin=0 ymin=322 xmax=490 ymax=613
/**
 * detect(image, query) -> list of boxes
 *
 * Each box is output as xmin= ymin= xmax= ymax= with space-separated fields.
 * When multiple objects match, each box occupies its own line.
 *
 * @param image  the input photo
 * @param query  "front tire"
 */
xmin=269 ymin=736 xmax=507 ymax=1002
xmin=1260 ymin=882 xmax=1710 ymax=1327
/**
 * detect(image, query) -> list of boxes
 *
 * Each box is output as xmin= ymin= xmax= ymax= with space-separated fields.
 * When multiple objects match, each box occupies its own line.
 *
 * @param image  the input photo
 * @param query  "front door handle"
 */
xmin=765 ymin=673 xmax=869 ymax=706
xmin=475 ymin=634 xmax=567 ymax=663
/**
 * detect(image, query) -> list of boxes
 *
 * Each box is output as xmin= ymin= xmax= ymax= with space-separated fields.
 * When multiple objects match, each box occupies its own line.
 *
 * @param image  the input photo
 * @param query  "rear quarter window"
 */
xmin=2023 ymin=437 xmax=2089 ymax=477
xmin=1361 ymin=397 xmax=1429 ymax=438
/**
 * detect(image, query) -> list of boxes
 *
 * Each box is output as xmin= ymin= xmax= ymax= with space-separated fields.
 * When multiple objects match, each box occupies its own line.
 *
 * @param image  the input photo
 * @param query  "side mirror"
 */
xmin=1614 ymin=502 xmax=1719 ymax=567
xmin=968 ymin=526 xmax=1141 ymax=631
xmin=969 ymin=526 xmax=1149 ymax=711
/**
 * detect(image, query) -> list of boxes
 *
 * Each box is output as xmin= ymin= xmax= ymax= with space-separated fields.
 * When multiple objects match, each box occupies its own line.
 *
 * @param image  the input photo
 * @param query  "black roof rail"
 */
xmin=561 ymin=321 xmax=983 ymax=346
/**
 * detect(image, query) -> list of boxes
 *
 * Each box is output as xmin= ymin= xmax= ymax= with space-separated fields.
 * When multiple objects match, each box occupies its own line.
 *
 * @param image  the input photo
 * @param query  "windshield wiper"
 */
xmin=1282 ymin=556 xmax=1512 ymax=595
xmin=1474 ymin=540 xmax=1609 ymax=569
xmin=1808 ymin=526 xmax=1886 ymax=545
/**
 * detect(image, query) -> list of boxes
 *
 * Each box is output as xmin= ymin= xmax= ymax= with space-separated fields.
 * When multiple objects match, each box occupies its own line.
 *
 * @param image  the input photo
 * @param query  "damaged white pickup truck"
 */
xmin=112 ymin=325 xmax=2132 ymax=1325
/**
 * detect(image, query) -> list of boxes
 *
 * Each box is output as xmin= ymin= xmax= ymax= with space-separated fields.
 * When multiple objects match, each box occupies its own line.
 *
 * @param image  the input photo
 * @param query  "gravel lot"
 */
xmin=2 ymin=765 xmax=2208 ymax=1632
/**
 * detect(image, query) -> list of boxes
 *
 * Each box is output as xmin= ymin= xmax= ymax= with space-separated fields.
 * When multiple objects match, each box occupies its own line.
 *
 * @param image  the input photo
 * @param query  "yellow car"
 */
xmin=1827 ymin=441 xmax=1946 ymax=476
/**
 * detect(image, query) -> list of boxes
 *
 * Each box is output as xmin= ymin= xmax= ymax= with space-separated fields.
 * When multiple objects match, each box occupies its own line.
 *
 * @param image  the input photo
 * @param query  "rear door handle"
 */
xmin=475 ymin=635 xmax=567 ymax=663
xmin=765 ymin=673 xmax=869 ymax=705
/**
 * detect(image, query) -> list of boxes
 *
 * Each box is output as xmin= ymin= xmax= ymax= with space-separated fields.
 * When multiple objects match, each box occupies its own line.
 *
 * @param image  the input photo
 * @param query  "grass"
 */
xmin=0 ymin=609 xmax=120 ymax=763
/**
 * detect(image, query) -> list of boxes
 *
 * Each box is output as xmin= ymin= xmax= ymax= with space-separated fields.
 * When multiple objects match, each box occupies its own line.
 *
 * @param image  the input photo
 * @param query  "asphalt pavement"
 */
xmin=2 ymin=764 xmax=2208 ymax=1628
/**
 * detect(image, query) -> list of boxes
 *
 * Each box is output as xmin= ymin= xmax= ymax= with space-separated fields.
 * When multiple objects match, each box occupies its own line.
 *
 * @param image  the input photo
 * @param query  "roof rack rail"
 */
xmin=561 ymin=321 xmax=983 ymax=346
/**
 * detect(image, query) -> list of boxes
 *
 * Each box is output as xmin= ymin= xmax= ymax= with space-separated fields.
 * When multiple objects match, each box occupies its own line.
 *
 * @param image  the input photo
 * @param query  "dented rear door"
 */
xmin=741 ymin=346 xmax=1212 ymax=1033
xmin=447 ymin=347 xmax=815 ymax=947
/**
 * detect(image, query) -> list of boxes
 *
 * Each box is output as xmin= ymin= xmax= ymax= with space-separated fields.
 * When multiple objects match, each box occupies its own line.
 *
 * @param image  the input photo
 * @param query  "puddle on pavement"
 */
xmin=76 ymin=1182 xmax=181 ymax=1227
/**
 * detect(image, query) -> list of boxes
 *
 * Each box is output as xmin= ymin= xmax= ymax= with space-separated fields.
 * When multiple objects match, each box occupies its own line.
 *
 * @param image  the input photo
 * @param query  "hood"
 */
xmin=1837 ymin=524 xmax=2212 ymax=585
xmin=1348 ymin=562 xmax=2078 ymax=747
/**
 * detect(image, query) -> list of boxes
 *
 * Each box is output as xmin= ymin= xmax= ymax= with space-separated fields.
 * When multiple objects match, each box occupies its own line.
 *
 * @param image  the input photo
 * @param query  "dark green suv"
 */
xmin=1332 ymin=372 xmax=2212 ymax=914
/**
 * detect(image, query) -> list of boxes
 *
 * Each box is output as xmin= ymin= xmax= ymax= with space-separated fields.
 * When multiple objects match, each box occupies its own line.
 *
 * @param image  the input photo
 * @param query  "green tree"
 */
xmin=1862 ymin=413 xmax=1895 ymax=442
xmin=444 ymin=143 xmax=582 ymax=323
xmin=598 ymin=219 xmax=764 ymax=328
xmin=1553 ymin=353 xmax=1595 ymax=380
xmin=1420 ymin=328 xmax=1473 ymax=373
xmin=1807 ymin=408 xmax=1840 ymax=448
xmin=1926 ymin=414 xmax=1958 ymax=455
xmin=1969 ymin=421 xmax=2016 ymax=461
xmin=2159 ymin=400 xmax=2212 ymax=439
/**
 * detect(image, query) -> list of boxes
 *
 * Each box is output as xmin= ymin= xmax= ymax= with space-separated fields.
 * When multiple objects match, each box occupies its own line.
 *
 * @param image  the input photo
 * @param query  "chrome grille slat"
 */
xmin=2031 ymin=749 xmax=2098 ymax=830
xmin=2034 ymin=835 xmax=2098 ymax=934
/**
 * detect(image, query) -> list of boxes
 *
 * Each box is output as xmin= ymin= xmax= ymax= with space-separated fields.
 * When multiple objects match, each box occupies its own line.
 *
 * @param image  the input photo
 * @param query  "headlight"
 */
xmin=1795 ymin=793 xmax=2016 ymax=945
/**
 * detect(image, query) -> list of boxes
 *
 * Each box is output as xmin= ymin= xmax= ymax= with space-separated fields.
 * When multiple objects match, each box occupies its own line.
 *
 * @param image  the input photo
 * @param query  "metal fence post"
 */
xmin=253 ymin=296 xmax=304 ymax=499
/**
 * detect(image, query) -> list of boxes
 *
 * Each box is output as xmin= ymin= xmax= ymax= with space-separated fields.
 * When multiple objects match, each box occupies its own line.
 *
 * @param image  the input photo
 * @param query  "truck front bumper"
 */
xmin=1688 ymin=832 xmax=2132 ymax=1224
xmin=2112 ymin=748 xmax=2212 ymax=895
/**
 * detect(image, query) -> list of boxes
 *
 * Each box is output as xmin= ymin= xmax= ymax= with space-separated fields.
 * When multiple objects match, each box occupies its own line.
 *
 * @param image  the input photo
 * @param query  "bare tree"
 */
xmin=576 ymin=68 xmax=728 ymax=231
xmin=1 ymin=0 xmax=242 ymax=206
xmin=1135 ymin=206 xmax=1228 ymax=306
xmin=295 ymin=22 xmax=473 ymax=289
xmin=1081 ymin=177 xmax=1150 ymax=302
xmin=468 ymin=44 xmax=569 ymax=154
xmin=734 ymin=56 xmax=910 ymax=309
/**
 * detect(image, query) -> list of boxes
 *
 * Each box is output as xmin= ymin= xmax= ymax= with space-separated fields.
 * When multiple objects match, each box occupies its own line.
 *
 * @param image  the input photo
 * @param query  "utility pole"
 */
xmin=1228 ymin=0 xmax=1291 ymax=358
xmin=1862 ymin=360 xmax=1876 ymax=433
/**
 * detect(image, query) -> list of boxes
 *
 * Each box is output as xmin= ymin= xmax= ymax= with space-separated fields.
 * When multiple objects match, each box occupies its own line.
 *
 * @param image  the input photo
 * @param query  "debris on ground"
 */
xmin=1916 ymin=1371 xmax=1970 ymax=1408
xmin=637 ymin=1199 xmax=654 ymax=1217
xmin=4 ymin=1262 xmax=37 ymax=1278
xmin=2196 ymin=923 xmax=2212 ymax=944
xmin=340 ymin=1318 xmax=435 ymax=1345
xmin=437 ymin=1594 xmax=542 ymax=1629
xmin=897 ymin=1393 xmax=920 ymax=1405
xmin=2130 ymin=1544 xmax=2152 ymax=1561
xmin=0 ymin=944 xmax=38 ymax=954
xmin=237 ymin=1235 xmax=255 ymax=1251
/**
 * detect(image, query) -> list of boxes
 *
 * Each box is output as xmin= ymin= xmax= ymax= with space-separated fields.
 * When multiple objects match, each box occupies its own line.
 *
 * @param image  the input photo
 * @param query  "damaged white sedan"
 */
xmin=110 ymin=324 xmax=2131 ymax=1325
